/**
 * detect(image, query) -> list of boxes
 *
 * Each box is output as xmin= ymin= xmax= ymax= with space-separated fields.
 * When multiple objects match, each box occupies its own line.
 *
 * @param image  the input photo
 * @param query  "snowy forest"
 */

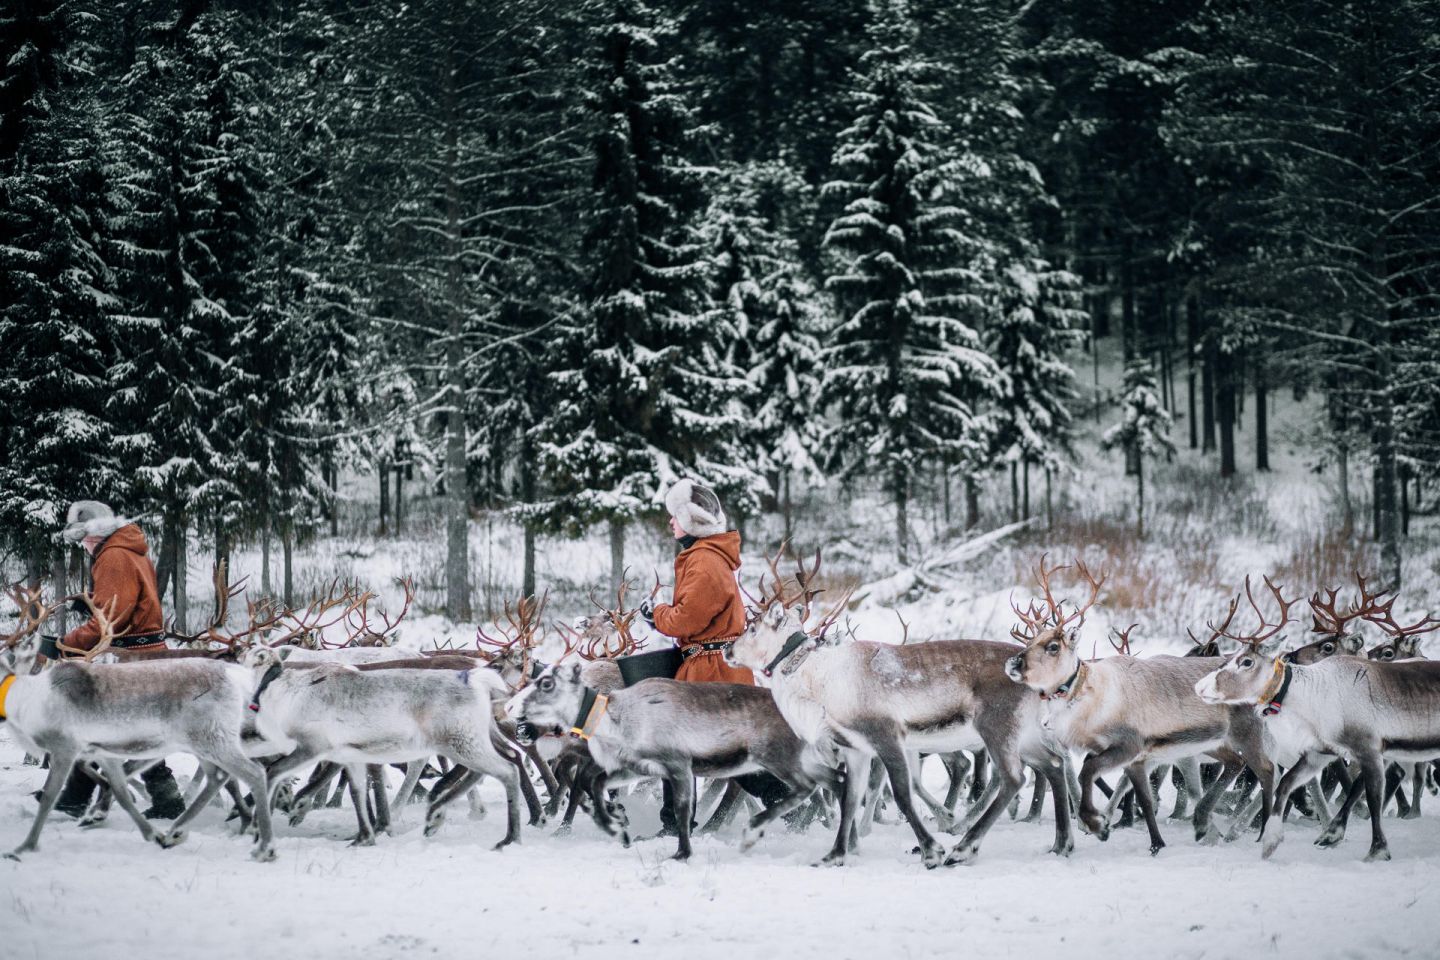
xmin=2 ymin=0 xmax=1438 ymax=627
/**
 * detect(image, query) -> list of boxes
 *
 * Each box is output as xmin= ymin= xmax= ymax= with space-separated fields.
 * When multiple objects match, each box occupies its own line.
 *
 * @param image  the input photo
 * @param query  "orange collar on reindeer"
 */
xmin=570 ymin=687 xmax=609 ymax=741
xmin=0 ymin=674 xmax=15 ymax=720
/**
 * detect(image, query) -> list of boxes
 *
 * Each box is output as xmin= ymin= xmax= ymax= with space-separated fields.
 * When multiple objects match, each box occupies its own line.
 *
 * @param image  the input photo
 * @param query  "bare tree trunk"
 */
xmin=519 ymin=435 xmax=536 ymax=600
xmin=609 ymin=518 xmax=626 ymax=595
xmin=1136 ymin=454 xmax=1145 ymax=540
xmin=782 ymin=470 xmax=793 ymax=544
xmin=395 ymin=464 xmax=405 ymax=536
xmin=442 ymin=48 xmax=470 ymax=622
xmin=1255 ymin=352 xmax=1270 ymax=472
xmin=1009 ymin=462 xmax=1019 ymax=524
xmin=50 ymin=548 xmax=68 ymax=638
xmin=1022 ymin=460 xmax=1031 ymax=521
xmin=214 ymin=520 xmax=229 ymax=613
xmin=378 ymin=459 xmax=390 ymax=536
xmin=173 ymin=514 xmax=188 ymax=634
xmin=1373 ymin=372 xmax=1402 ymax=588
xmin=964 ymin=475 xmax=979 ymax=530
xmin=1217 ymin=349 xmax=1237 ymax=478
xmin=1338 ymin=443 xmax=1354 ymax=536
xmin=1045 ymin=466 xmax=1054 ymax=531
xmin=1186 ymin=295 xmax=1198 ymax=450
xmin=895 ymin=463 xmax=909 ymax=566
xmin=261 ymin=520 xmax=272 ymax=597
xmin=325 ymin=453 xmax=338 ymax=537
xmin=282 ymin=520 xmax=294 ymax=608
xmin=1121 ymin=251 xmax=1136 ymax=361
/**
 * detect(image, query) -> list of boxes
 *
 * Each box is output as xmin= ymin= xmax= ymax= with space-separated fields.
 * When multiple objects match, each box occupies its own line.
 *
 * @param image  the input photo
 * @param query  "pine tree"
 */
xmin=821 ymin=0 xmax=1002 ymax=564
xmin=704 ymin=160 xmax=828 ymax=537
xmin=536 ymin=0 xmax=759 ymax=589
xmin=1102 ymin=359 xmax=1174 ymax=539
xmin=0 ymin=1 xmax=121 ymax=577
xmin=1164 ymin=0 xmax=1440 ymax=585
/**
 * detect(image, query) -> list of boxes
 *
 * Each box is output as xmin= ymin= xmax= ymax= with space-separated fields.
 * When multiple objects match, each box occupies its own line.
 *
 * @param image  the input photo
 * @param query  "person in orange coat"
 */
xmin=45 ymin=501 xmax=182 ymax=820
xmin=640 ymin=479 xmax=754 ymax=685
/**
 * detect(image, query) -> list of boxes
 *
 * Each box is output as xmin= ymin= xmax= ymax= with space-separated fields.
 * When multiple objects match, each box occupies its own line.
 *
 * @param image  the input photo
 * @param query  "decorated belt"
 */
xmin=109 ymin=634 xmax=166 ymax=649
xmin=681 ymin=640 xmax=736 ymax=661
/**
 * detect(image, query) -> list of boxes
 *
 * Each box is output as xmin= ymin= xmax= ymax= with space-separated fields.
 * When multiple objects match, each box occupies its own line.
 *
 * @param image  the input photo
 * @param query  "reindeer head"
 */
xmin=504 ymin=661 xmax=587 ymax=743
xmin=1 ymin=583 xmax=62 ymax=677
xmin=476 ymin=591 xmax=548 ymax=689
xmin=1284 ymin=573 xmax=1391 ymax=664
xmin=1003 ymin=556 xmax=1104 ymax=694
xmin=1194 ymin=575 xmax=1295 ymax=705
xmin=1364 ymin=604 xmax=1439 ymax=663
xmin=727 ymin=548 xmax=847 ymax=680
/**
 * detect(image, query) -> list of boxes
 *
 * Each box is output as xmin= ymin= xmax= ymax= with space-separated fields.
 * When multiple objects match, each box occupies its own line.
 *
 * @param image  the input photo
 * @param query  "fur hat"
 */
xmin=60 ymin=501 xmax=129 ymax=543
xmin=663 ymin=479 xmax=727 ymax=538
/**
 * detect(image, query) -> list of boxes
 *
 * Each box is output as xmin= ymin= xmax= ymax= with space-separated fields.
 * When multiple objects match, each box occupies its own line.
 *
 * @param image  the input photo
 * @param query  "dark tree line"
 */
xmin=2 ymin=0 xmax=1436 ymax=614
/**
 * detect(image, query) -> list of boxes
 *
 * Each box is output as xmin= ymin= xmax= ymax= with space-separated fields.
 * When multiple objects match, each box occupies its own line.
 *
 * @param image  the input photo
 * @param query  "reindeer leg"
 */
xmin=1021 ymin=765 xmax=1047 ymax=823
xmin=1193 ymin=753 xmax=1243 ymax=843
xmin=1403 ymin=764 xmax=1424 ymax=820
xmin=665 ymin=768 xmax=696 ymax=861
xmin=1077 ymin=742 xmax=1138 ymax=840
xmin=941 ymin=751 xmax=970 ymax=814
xmin=820 ymin=748 xmax=868 ymax=866
xmin=369 ymin=764 xmax=392 ymax=835
xmin=699 ymin=781 xmax=744 ymax=834
xmin=1263 ymin=753 xmax=1325 ymax=859
xmin=93 ymin=758 xmax=162 ymax=846
xmin=156 ymin=763 xmax=229 ymax=848
xmin=8 ymin=747 xmax=79 ymax=858
xmin=1124 ymin=762 xmax=1166 ymax=855
xmin=343 ymin=764 xmax=376 ymax=846
xmin=945 ymin=742 xmax=1025 ymax=866
xmin=1358 ymin=752 xmax=1392 ymax=861
xmin=391 ymin=760 xmax=426 ymax=818
xmin=908 ymin=754 xmax=957 ymax=831
xmin=1317 ymin=773 xmax=1366 ymax=848
xmin=866 ymin=726 xmax=943 ymax=867
xmin=526 ymin=744 xmax=560 ymax=797
xmin=1038 ymin=753 xmax=1074 ymax=856
xmin=740 ymin=781 xmax=812 ymax=852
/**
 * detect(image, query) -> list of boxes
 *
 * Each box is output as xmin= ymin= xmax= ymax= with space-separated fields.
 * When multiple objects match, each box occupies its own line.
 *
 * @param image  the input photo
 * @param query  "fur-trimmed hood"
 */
xmin=60 ymin=500 xmax=132 ymax=543
xmin=663 ymin=479 xmax=727 ymax=538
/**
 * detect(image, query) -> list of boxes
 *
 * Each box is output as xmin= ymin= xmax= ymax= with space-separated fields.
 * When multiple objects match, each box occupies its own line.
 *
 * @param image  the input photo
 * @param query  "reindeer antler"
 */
xmin=1365 ymin=606 xmax=1440 ymax=643
xmin=1109 ymin=623 xmax=1139 ymax=656
xmin=2 ymin=583 xmax=60 ymax=649
xmin=56 ymin=593 xmax=120 ymax=661
xmin=1188 ymin=595 xmax=1240 ymax=653
xmin=1309 ymin=572 xmax=1394 ymax=637
xmin=1013 ymin=554 xmax=1106 ymax=642
xmin=1219 ymin=575 xmax=1296 ymax=650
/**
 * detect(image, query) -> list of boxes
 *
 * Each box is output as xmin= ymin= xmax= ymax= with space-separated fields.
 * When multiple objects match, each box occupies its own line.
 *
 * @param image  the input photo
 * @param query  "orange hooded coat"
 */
xmin=62 ymin=524 xmax=165 ymax=652
xmin=652 ymin=531 xmax=754 ymax=684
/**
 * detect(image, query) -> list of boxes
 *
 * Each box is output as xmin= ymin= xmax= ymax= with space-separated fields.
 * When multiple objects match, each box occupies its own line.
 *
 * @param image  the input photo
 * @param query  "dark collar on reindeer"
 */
xmin=1040 ymin=662 xmax=1087 ymax=701
xmin=570 ymin=685 xmax=609 ymax=741
xmin=763 ymin=631 xmax=812 ymax=677
xmin=1258 ymin=659 xmax=1292 ymax=717
xmin=248 ymin=661 xmax=284 ymax=713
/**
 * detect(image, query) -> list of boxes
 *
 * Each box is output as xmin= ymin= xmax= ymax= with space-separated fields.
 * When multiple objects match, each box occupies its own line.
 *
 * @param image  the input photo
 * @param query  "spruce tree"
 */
xmin=536 ymin=0 xmax=758 ymax=589
xmin=1102 ymin=359 xmax=1174 ymax=539
xmin=821 ymin=0 xmax=1002 ymax=564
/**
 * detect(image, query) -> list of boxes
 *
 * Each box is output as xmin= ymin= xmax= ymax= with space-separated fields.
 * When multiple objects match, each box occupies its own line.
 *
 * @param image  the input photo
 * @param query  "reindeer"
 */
xmin=1195 ymin=590 xmax=1440 ymax=861
xmin=724 ymin=554 xmax=1074 ymax=868
xmin=1005 ymin=561 xmax=1278 ymax=856
xmin=507 ymin=580 xmax=841 ymax=862
xmin=1 ymin=585 xmax=277 ymax=861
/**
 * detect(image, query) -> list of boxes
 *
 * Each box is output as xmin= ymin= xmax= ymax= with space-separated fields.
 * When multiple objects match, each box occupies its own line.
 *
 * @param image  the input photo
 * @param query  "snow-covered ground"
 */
xmin=3 ymin=740 xmax=1439 ymax=960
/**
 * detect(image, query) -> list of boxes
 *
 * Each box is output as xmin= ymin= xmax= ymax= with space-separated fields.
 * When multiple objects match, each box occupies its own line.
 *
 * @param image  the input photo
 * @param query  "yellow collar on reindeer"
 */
xmin=569 ymin=688 xmax=609 ymax=741
xmin=0 ymin=674 xmax=15 ymax=719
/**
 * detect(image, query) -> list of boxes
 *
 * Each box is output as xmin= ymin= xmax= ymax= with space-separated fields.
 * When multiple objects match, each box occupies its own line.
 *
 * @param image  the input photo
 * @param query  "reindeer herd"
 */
xmin=2 ymin=552 xmax=1438 ymax=869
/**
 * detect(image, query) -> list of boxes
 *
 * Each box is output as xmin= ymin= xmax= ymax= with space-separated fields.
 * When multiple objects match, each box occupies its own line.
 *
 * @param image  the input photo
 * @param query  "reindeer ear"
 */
xmin=1258 ymin=637 xmax=1285 ymax=660
xmin=1064 ymin=628 xmax=1080 ymax=650
xmin=568 ymin=662 xmax=582 ymax=682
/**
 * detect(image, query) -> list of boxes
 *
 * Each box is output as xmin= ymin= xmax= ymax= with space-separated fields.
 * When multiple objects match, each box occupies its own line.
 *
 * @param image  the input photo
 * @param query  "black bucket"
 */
xmin=616 ymin=647 xmax=684 ymax=686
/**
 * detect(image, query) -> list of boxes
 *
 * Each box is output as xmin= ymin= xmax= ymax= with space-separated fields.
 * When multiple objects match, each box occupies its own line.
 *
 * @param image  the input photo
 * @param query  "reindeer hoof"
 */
xmin=943 ymin=845 xmax=977 ymax=867
xmin=78 ymin=814 xmax=108 ymax=829
xmin=1364 ymin=845 xmax=1391 ymax=863
xmin=4 ymin=850 xmax=23 ymax=862
xmin=1149 ymin=841 xmax=1165 ymax=856
xmin=1049 ymin=841 xmax=1074 ymax=858
xmin=552 ymin=823 xmax=572 ymax=838
xmin=670 ymin=849 xmax=691 ymax=862
xmin=349 ymin=834 xmax=376 ymax=847
xmin=817 ymin=851 xmax=846 ymax=867
xmin=619 ymin=831 xmax=631 ymax=848
xmin=157 ymin=829 xmax=187 ymax=849
xmin=1315 ymin=828 xmax=1345 ymax=848
xmin=251 ymin=846 xmax=277 ymax=863
xmin=492 ymin=838 xmax=516 ymax=852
